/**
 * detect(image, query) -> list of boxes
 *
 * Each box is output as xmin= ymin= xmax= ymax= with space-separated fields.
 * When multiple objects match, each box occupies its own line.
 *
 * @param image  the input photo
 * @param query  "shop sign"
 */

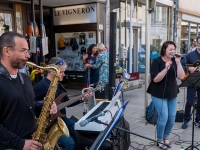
xmin=53 ymin=3 xmax=97 ymax=25
xmin=128 ymin=72 xmax=139 ymax=81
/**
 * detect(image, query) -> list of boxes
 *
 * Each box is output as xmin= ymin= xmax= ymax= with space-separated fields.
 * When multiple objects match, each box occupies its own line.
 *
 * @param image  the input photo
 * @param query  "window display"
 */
xmin=15 ymin=4 xmax=23 ymax=34
xmin=0 ymin=12 xmax=13 ymax=36
xmin=55 ymin=31 xmax=96 ymax=71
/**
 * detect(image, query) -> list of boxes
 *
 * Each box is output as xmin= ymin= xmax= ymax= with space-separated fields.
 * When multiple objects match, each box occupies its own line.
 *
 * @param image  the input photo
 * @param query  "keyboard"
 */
xmin=75 ymin=99 xmax=121 ymax=132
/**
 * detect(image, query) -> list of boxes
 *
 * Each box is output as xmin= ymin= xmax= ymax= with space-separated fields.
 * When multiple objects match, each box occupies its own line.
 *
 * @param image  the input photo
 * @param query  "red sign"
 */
xmin=128 ymin=72 xmax=139 ymax=81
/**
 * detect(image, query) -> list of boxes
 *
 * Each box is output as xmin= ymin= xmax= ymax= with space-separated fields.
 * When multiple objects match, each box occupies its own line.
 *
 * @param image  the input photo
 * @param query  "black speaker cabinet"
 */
xmin=175 ymin=110 xmax=184 ymax=122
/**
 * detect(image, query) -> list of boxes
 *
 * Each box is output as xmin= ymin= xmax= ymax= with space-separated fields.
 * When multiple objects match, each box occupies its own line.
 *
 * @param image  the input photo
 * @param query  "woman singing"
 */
xmin=147 ymin=41 xmax=185 ymax=149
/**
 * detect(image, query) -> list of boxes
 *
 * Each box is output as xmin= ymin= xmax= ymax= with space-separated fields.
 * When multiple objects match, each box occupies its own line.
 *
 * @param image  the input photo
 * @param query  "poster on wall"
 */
xmin=15 ymin=4 xmax=23 ymax=34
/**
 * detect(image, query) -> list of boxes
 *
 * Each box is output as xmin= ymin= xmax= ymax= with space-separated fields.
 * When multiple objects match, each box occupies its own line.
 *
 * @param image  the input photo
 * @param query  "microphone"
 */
xmin=172 ymin=53 xmax=181 ymax=57
xmin=79 ymin=111 xmax=107 ymax=127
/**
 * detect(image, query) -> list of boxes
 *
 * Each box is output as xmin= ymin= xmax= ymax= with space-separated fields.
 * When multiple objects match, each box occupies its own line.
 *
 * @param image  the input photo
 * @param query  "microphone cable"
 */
xmin=104 ymin=109 xmax=113 ymax=118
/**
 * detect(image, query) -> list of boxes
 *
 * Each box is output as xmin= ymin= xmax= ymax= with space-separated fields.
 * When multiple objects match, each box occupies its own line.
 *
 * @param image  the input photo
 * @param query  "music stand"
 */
xmin=89 ymin=101 xmax=129 ymax=150
xmin=179 ymin=72 xmax=200 ymax=150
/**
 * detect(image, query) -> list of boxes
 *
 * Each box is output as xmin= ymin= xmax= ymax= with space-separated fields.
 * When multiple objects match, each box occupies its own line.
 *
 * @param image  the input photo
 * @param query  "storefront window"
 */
xmin=150 ymin=6 xmax=168 ymax=54
xmin=55 ymin=31 xmax=97 ymax=71
xmin=180 ymin=21 xmax=198 ymax=54
xmin=0 ymin=12 xmax=13 ymax=36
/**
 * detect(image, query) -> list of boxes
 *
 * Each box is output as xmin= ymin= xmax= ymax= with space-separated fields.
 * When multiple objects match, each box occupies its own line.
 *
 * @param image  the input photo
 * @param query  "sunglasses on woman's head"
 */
xmin=55 ymin=60 xmax=64 ymax=65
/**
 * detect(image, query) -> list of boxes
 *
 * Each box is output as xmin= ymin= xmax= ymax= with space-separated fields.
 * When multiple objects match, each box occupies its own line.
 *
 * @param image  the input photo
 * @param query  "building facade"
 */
xmin=111 ymin=0 xmax=174 ymax=73
xmin=178 ymin=0 xmax=200 ymax=54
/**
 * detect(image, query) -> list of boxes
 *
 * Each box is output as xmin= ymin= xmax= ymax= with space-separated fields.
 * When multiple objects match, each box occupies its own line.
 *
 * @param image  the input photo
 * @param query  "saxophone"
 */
xmin=26 ymin=61 xmax=69 ymax=150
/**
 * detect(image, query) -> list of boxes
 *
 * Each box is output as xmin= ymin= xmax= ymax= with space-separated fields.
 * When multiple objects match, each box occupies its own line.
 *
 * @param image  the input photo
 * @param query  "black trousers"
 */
xmin=184 ymin=86 xmax=200 ymax=122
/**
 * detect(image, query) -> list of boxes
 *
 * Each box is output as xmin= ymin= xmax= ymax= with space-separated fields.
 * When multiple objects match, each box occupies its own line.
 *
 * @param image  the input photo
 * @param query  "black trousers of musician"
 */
xmin=184 ymin=86 xmax=200 ymax=123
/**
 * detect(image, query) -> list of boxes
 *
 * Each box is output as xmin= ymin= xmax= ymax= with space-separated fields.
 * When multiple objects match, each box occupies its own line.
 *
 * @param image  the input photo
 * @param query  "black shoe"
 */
xmin=182 ymin=120 xmax=188 ymax=129
xmin=157 ymin=142 xmax=168 ymax=150
xmin=195 ymin=121 xmax=200 ymax=127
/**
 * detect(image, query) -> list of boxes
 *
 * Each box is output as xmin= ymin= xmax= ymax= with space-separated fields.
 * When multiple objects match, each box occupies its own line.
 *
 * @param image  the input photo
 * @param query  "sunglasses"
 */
xmin=55 ymin=60 xmax=64 ymax=65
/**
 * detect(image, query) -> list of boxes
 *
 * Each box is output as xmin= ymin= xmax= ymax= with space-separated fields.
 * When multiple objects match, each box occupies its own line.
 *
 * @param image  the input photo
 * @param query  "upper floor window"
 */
xmin=151 ymin=6 xmax=167 ymax=25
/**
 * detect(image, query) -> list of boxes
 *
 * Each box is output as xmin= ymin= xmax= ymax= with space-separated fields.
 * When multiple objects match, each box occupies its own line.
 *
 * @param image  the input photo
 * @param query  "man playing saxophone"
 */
xmin=0 ymin=32 xmax=57 ymax=150
xmin=34 ymin=57 xmax=93 ymax=150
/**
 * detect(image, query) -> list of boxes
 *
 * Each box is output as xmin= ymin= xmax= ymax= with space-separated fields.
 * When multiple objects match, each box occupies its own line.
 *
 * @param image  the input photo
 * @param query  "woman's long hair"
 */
xmin=87 ymin=44 xmax=98 ymax=57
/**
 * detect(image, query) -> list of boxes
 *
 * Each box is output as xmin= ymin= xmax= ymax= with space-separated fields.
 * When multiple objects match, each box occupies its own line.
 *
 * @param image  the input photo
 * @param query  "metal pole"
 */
xmin=119 ymin=2 xmax=123 ymax=67
xmin=39 ymin=0 xmax=43 ymax=33
xmin=31 ymin=0 xmax=35 ymax=33
xmin=125 ymin=0 xmax=127 ymax=47
xmin=173 ymin=0 xmax=178 ymax=43
xmin=188 ymin=22 xmax=191 ymax=53
xmin=109 ymin=12 xmax=117 ymax=100
xmin=133 ymin=29 xmax=138 ymax=72
xmin=31 ymin=0 xmax=37 ymax=65
xmin=129 ymin=0 xmax=133 ymax=73
xmin=145 ymin=0 xmax=150 ymax=110
xmin=39 ymin=0 xmax=45 ymax=62
xmin=105 ymin=0 xmax=110 ymax=48
xmin=196 ymin=24 xmax=199 ymax=38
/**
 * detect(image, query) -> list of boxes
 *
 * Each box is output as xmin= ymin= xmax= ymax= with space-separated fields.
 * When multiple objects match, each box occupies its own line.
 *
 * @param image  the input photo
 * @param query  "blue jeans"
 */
xmin=57 ymin=135 xmax=75 ymax=150
xmin=57 ymin=117 xmax=75 ymax=150
xmin=184 ymin=86 xmax=200 ymax=122
xmin=151 ymin=95 xmax=177 ymax=141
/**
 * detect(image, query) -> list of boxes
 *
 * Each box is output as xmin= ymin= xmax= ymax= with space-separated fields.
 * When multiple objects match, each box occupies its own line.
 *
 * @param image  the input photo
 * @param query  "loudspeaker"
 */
xmin=175 ymin=110 xmax=184 ymax=122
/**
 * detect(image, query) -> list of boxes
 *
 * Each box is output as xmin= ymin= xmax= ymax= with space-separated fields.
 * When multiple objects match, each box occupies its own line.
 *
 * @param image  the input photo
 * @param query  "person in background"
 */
xmin=85 ymin=43 xmax=109 ymax=83
xmin=147 ymin=41 xmax=185 ymax=149
xmin=34 ymin=57 xmax=92 ymax=150
xmin=187 ymin=41 xmax=197 ymax=53
xmin=181 ymin=36 xmax=200 ymax=129
xmin=83 ymin=44 xmax=99 ymax=88
xmin=0 ymin=32 xmax=57 ymax=150
xmin=188 ymin=43 xmax=194 ymax=54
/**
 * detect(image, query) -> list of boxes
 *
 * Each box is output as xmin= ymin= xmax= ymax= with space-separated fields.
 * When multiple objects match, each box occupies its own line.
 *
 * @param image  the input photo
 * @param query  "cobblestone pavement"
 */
xmin=66 ymin=80 xmax=200 ymax=150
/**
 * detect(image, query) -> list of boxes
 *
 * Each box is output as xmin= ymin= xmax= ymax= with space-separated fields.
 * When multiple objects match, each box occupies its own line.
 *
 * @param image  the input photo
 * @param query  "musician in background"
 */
xmin=181 ymin=36 xmax=200 ymax=129
xmin=147 ymin=41 xmax=184 ymax=149
xmin=0 ymin=32 xmax=57 ymax=150
xmin=34 ymin=57 xmax=92 ymax=150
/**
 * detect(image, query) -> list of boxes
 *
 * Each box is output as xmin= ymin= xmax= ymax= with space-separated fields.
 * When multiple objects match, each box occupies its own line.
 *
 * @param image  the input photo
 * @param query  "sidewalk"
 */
xmin=66 ymin=81 xmax=200 ymax=150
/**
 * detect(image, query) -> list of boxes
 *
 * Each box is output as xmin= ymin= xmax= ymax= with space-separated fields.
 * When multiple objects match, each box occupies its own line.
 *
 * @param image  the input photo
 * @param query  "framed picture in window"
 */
xmin=15 ymin=4 xmax=23 ymax=34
